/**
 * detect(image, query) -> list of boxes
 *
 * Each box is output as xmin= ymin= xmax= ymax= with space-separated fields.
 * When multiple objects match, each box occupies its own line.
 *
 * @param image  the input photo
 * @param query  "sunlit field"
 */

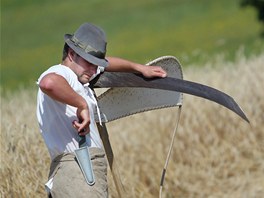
xmin=1 ymin=54 xmax=263 ymax=197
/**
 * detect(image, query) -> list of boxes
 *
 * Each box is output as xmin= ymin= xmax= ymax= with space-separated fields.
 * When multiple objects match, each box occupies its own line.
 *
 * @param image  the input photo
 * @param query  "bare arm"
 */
xmin=39 ymin=73 xmax=90 ymax=135
xmin=105 ymin=57 xmax=167 ymax=78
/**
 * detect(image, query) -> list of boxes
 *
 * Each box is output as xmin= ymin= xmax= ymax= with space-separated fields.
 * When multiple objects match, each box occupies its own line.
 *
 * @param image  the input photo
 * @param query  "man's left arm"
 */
xmin=105 ymin=57 xmax=167 ymax=78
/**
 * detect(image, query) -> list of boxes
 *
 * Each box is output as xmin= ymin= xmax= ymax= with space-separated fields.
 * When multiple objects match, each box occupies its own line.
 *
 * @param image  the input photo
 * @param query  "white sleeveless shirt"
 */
xmin=36 ymin=64 xmax=103 ymax=160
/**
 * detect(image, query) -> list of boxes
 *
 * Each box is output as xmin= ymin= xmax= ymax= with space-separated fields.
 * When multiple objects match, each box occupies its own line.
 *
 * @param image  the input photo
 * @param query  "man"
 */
xmin=36 ymin=22 xmax=167 ymax=198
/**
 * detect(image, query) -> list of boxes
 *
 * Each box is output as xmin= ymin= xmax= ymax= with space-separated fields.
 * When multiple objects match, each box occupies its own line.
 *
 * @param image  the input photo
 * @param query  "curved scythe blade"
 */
xmin=93 ymin=72 xmax=249 ymax=123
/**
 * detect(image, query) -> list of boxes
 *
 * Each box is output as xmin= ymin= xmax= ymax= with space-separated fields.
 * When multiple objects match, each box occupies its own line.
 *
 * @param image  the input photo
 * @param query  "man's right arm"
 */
xmin=39 ymin=73 xmax=90 ymax=135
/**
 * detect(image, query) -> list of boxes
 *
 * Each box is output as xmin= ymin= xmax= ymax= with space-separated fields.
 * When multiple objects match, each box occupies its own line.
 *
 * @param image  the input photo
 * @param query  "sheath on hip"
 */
xmin=48 ymin=147 xmax=108 ymax=198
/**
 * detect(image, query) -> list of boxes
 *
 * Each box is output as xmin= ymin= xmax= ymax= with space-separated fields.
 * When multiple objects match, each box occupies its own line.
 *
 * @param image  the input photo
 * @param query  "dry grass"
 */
xmin=1 ymin=54 xmax=264 ymax=197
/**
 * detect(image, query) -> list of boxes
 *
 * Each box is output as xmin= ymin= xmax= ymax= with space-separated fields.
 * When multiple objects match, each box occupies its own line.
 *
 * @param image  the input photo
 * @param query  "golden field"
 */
xmin=1 ymin=54 xmax=264 ymax=197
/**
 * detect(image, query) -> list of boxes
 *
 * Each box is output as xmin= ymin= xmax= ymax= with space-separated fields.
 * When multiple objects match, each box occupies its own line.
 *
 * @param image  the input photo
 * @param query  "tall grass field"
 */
xmin=1 ymin=53 xmax=263 ymax=197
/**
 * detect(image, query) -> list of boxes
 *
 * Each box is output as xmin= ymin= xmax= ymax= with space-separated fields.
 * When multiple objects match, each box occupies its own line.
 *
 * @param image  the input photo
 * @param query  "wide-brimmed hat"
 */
xmin=64 ymin=23 xmax=108 ymax=67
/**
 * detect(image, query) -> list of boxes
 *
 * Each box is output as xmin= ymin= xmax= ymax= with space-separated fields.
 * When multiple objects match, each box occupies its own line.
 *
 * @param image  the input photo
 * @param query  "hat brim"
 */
xmin=64 ymin=34 xmax=108 ymax=67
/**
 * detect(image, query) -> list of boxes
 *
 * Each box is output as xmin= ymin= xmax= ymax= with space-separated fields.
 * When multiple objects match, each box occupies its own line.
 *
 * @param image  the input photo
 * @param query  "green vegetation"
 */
xmin=1 ymin=0 xmax=263 ymax=90
xmin=240 ymin=0 xmax=264 ymax=23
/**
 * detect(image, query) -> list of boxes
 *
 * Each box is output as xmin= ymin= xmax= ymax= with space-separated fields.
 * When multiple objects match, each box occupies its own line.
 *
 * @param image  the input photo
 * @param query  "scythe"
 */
xmin=90 ymin=56 xmax=249 ymax=197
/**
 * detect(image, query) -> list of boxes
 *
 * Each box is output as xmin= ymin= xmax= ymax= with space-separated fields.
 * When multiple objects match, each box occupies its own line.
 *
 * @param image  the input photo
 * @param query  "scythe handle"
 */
xmin=96 ymin=122 xmax=126 ymax=197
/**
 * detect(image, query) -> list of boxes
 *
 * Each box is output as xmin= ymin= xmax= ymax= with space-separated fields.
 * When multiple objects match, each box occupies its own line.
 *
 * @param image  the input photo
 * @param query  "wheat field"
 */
xmin=1 ymin=54 xmax=264 ymax=198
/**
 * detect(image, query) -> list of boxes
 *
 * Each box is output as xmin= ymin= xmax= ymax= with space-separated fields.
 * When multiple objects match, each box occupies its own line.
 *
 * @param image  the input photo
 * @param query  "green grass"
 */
xmin=1 ymin=0 xmax=263 ymax=91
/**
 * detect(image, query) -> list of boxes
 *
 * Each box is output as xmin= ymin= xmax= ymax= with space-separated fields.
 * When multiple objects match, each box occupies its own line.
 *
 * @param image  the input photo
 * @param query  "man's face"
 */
xmin=71 ymin=52 xmax=98 ymax=84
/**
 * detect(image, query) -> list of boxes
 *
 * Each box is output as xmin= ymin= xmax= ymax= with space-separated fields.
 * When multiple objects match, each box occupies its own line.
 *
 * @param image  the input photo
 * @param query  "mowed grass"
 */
xmin=1 ymin=0 xmax=263 ymax=90
xmin=1 ymin=54 xmax=263 ymax=197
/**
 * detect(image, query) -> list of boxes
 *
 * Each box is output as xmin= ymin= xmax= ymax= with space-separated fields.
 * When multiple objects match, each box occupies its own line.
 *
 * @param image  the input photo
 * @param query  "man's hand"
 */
xmin=105 ymin=57 xmax=167 ymax=78
xmin=140 ymin=65 xmax=167 ymax=78
xmin=72 ymin=106 xmax=91 ymax=136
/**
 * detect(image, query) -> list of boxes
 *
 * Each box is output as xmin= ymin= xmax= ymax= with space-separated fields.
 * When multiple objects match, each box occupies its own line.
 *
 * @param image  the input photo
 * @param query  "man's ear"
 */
xmin=68 ymin=48 xmax=75 ymax=62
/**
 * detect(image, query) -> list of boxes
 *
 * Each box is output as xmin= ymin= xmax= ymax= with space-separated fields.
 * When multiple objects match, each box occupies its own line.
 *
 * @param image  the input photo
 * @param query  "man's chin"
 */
xmin=79 ymin=77 xmax=90 ymax=84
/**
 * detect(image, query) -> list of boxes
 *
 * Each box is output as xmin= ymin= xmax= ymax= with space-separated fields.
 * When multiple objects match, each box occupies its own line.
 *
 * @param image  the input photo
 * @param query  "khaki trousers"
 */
xmin=48 ymin=147 xmax=108 ymax=198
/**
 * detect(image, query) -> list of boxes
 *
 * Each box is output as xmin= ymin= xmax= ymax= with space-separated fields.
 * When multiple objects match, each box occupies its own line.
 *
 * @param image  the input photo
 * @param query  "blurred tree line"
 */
xmin=240 ymin=0 xmax=264 ymax=24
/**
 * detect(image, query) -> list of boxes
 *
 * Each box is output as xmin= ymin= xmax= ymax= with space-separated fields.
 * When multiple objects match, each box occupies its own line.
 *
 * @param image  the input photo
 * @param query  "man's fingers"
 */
xmin=72 ymin=120 xmax=79 ymax=130
xmin=78 ymin=123 xmax=90 ymax=133
xmin=152 ymin=66 xmax=167 ymax=77
xmin=72 ymin=120 xmax=90 ymax=134
xmin=143 ymin=65 xmax=167 ymax=78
